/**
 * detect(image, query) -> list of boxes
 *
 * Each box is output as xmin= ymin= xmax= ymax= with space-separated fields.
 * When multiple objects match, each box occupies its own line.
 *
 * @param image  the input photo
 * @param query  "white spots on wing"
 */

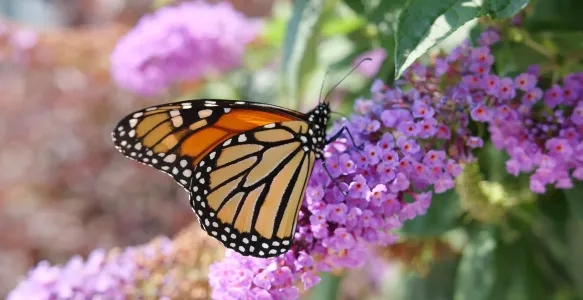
xmin=269 ymin=249 xmax=277 ymax=255
xmin=163 ymin=154 xmax=176 ymax=163
xmin=180 ymin=160 xmax=187 ymax=168
xmin=238 ymin=134 xmax=247 ymax=143
xmin=134 ymin=142 xmax=142 ymax=150
xmin=223 ymin=139 xmax=232 ymax=146
xmin=282 ymin=240 xmax=290 ymax=245
xmin=129 ymin=119 xmax=138 ymax=128
xmin=198 ymin=109 xmax=213 ymax=118
xmin=209 ymin=152 xmax=216 ymax=159
xmin=238 ymin=246 xmax=245 ymax=252
xmin=117 ymin=126 xmax=124 ymax=131
xmin=206 ymin=166 xmax=211 ymax=172
xmin=152 ymin=158 xmax=158 ymax=164
xmin=120 ymin=141 xmax=127 ymax=146
xmin=130 ymin=152 xmax=136 ymax=157
xmin=242 ymin=238 xmax=249 ymax=244
xmin=171 ymin=116 xmax=183 ymax=127
xmin=199 ymin=161 xmax=205 ymax=167
xmin=195 ymin=172 xmax=201 ymax=179
xmin=303 ymin=146 xmax=309 ymax=152
xmin=235 ymin=101 xmax=245 ymax=104
xmin=251 ymin=235 xmax=257 ymax=242
xmin=224 ymin=108 xmax=231 ymax=113
xmin=146 ymin=106 xmax=157 ymax=111
xmin=182 ymin=103 xmax=192 ymax=109
xmin=205 ymin=100 xmax=217 ymax=104
xmin=147 ymin=150 xmax=153 ymax=156
xmin=262 ymin=243 xmax=268 ymax=249
xmin=172 ymin=167 xmax=179 ymax=175
xmin=199 ymin=178 xmax=205 ymax=184
xmin=180 ymin=179 xmax=187 ymax=185
xmin=162 ymin=166 xmax=169 ymax=171
xmin=196 ymin=195 xmax=201 ymax=201
xmin=128 ymin=130 xmax=135 ymax=137
xmin=183 ymin=169 xmax=192 ymax=177
xmin=272 ymin=241 xmax=280 ymax=247
xmin=300 ymin=136 xmax=308 ymax=143
xmin=170 ymin=110 xmax=180 ymax=117
xmin=264 ymin=123 xmax=275 ymax=129
xmin=212 ymin=221 xmax=218 ymax=227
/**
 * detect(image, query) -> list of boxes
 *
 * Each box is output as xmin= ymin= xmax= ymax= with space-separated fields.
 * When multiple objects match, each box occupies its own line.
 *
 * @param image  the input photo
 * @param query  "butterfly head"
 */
xmin=306 ymin=102 xmax=330 ymax=158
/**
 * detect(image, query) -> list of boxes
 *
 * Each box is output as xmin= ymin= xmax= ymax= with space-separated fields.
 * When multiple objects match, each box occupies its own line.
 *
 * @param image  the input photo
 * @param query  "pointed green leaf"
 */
xmin=394 ymin=0 xmax=529 ymax=79
xmin=394 ymin=0 xmax=486 ymax=79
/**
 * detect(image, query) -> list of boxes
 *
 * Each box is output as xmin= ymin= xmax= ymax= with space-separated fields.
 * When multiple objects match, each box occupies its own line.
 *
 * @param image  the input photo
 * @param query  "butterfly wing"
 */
xmin=189 ymin=120 xmax=316 ymax=257
xmin=111 ymin=99 xmax=305 ymax=190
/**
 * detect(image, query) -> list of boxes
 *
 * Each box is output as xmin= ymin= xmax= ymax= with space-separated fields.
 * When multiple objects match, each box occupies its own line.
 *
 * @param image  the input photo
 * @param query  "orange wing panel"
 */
xmin=214 ymin=109 xmax=298 ymax=131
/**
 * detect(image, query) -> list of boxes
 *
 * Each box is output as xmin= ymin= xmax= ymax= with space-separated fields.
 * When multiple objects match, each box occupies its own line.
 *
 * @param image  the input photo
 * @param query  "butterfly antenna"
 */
xmin=318 ymin=70 xmax=330 ymax=104
xmin=322 ymin=57 xmax=372 ymax=104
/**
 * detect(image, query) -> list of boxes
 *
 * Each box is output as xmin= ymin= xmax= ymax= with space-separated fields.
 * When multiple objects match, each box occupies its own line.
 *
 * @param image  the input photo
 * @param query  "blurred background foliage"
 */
xmin=1 ymin=0 xmax=583 ymax=299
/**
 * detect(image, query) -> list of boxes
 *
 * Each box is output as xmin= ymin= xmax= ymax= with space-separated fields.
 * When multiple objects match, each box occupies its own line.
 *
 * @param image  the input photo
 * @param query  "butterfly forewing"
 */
xmin=189 ymin=121 xmax=316 ymax=257
xmin=111 ymin=100 xmax=304 ymax=190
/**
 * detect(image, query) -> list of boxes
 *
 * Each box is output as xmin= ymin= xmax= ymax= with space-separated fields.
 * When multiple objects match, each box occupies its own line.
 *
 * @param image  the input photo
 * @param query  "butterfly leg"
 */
xmin=326 ymin=126 xmax=364 ymax=150
xmin=321 ymin=161 xmax=348 ymax=196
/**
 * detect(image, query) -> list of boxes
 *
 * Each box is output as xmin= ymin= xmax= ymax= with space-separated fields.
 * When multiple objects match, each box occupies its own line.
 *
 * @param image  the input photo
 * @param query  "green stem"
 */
xmin=311 ymin=273 xmax=343 ymax=300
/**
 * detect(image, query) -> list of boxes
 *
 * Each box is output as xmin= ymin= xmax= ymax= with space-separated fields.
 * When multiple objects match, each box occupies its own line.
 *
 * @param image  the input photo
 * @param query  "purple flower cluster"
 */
xmin=426 ymin=28 xmax=583 ymax=193
xmin=488 ymin=73 xmax=583 ymax=193
xmin=7 ymin=238 xmax=173 ymax=300
xmin=207 ymin=34 xmax=491 ymax=299
xmin=110 ymin=1 xmax=261 ymax=95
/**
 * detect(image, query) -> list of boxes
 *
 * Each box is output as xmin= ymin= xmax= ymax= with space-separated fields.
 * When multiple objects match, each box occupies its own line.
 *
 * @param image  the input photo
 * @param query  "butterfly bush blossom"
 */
xmin=207 ymin=33 xmax=504 ymax=300
xmin=425 ymin=28 xmax=583 ymax=193
xmin=110 ymin=1 xmax=261 ymax=95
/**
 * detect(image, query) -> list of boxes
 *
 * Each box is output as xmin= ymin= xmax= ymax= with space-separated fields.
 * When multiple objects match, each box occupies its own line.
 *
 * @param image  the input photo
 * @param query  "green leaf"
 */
xmin=454 ymin=227 xmax=497 ymax=300
xmin=281 ymin=0 xmax=327 ymax=109
xmin=525 ymin=0 xmax=583 ymax=32
xmin=484 ymin=0 xmax=529 ymax=19
xmin=564 ymin=181 xmax=583 ymax=220
xmin=310 ymin=273 xmax=342 ymax=300
xmin=402 ymin=257 xmax=459 ymax=300
xmin=491 ymin=41 xmax=548 ymax=77
xmin=401 ymin=189 xmax=461 ymax=237
xmin=566 ymin=217 xmax=583 ymax=298
xmin=394 ymin=0 xmax=529 ymax=79
xmin=394 ymin=0 xmax=486 ymax=79
xmin=341 ymin=0 xmax=408 ymax=84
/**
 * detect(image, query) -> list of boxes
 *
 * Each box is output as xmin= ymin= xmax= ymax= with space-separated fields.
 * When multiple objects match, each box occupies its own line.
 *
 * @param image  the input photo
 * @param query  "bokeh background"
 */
xmin=2 ymin=0 xmax=583 ymax=299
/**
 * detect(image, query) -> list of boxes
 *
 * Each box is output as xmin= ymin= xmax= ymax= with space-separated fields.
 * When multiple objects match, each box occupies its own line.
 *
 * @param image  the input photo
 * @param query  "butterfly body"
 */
xmin=112 ymin=99 xmax=331 ymax=257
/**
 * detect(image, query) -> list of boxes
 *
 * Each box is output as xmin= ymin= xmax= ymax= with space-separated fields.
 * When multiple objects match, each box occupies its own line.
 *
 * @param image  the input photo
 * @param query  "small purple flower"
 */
xmin=572 ymin=104 xmax=583 ymax=125
xmin=522 ymin=88 xmax=543 ymax=105
xmin=544 ymin=85 xmax=564 ymax=108
xmin=514 ymin=73 xmax=537 ymax=91
xmin=482 ymin=74 xmax=500 ymax=96
xmin=468 ymin=136 xmax=484 ymax=148
xmin=397 ymin=136 xmax=421 ymax=154
xmin=498 ymin=77 xmax=516 ymax=100
xmin=398 ymin=121 xmax=419 ymax=136
xmin=470 ymin=103 xmax=491 ymax=122
xmin=418 ymin=117 xmax=438 ymax=138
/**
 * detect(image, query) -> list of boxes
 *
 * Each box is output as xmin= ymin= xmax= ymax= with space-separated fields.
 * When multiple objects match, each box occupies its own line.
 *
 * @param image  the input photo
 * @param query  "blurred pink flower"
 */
xmin=354 ymin=48 xmax=387 ymax=78
xmin=110 ymin=1 xmax=262 ymax=95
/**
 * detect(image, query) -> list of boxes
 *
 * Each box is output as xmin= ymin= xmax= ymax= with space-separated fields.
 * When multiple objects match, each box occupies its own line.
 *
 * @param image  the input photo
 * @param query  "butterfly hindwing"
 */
xmin=189 ymin=121 xmax=316 ymax=257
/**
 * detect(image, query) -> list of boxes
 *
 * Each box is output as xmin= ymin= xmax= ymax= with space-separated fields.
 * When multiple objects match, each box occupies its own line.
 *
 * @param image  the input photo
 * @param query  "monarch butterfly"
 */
xmin=111 ymin=61 xmax=368 ymax=258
